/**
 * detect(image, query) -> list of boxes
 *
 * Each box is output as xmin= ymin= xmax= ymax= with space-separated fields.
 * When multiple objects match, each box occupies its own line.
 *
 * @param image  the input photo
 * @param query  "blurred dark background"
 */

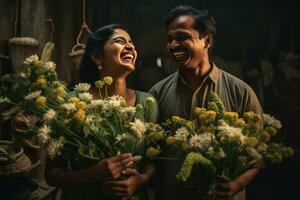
xmin=1 ymin=0 xmax=299 ymax=199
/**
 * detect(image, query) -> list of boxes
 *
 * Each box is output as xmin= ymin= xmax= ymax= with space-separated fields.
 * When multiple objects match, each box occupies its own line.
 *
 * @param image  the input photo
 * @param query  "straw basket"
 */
xmin=0 ymin=140 xmax=40 ymax=176
xmin=8 ymin=37 xmax=39 ymax=73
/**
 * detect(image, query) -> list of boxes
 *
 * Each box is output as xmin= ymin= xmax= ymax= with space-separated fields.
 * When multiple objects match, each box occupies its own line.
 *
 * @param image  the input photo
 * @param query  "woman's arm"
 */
xmin=45 ymin=153 xmax=133 ymax=187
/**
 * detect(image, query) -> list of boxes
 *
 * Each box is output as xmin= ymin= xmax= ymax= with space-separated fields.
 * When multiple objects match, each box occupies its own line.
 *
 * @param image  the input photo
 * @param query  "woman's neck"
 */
xmin=97 ymin=73 xmax=136 ymax=106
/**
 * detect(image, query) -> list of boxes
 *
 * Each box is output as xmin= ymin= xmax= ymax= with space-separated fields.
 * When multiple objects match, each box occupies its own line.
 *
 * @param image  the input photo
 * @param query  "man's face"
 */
xmin=167 ymin=15 xmax=207 ymax=70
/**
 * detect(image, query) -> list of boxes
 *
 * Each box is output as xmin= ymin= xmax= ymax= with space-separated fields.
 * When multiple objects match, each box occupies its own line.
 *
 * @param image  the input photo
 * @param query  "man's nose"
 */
xmin=169 ymin=40 xmax=180 ymax=49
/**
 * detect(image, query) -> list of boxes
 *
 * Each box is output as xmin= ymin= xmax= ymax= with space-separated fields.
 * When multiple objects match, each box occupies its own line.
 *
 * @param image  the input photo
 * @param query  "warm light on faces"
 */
xmin=167 ymin=15 xmax=208 ymax=70
xmin=102 ymin=29 xmax=137 ymax=73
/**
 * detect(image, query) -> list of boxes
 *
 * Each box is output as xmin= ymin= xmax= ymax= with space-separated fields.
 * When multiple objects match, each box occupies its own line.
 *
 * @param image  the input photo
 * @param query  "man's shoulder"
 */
xmin=149 ymin=72 xmax=178 ymax=95
xmin=218 ymin=68 xmax=252 ymax=91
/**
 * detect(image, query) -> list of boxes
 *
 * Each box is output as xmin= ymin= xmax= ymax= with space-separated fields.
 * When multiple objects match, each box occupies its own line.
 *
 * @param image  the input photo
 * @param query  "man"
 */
xmin=149 ymin=5 xmax=263 ymax=200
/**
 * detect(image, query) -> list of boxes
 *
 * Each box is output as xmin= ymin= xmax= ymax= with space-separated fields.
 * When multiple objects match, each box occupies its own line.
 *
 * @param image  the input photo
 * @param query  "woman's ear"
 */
xmin=204 ymin=34 xmax=213 ymax=49
xmin=92 ymin=55 xmax=102 ymax=66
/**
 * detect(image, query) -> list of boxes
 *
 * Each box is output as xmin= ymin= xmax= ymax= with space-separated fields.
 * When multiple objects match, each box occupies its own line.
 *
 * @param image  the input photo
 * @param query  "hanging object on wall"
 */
xmin=8 ymin=0 xmax=39 ymax=73
xmin=41 ymin=18 xmax=55 ymax=62
xmin=69 ymin=0 xmax=92 ymax=86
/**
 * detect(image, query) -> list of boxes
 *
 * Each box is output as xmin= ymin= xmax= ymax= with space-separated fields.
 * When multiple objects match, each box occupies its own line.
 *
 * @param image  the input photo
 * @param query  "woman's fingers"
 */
xmin=103 ymin=180 xmax=127 ymax=188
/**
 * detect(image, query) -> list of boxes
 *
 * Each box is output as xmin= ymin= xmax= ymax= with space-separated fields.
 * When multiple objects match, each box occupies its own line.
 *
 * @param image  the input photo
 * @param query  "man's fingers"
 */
xmin=216 ymin=191 xmax=230 ymax=198
xmin=217 ymin=183 xmax=230 ymax=191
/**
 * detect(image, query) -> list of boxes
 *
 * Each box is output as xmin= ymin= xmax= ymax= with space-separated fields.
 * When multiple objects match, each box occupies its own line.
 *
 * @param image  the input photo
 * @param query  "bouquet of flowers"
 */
xmin=44 ymin=80 xmax=165 ymax=164
xmin=1 ymin=55 xmax=67 ymax=149
xmin=1 ymin=55 xmax=165 ymax=168
xmin=162 ymin=92 xmax=293 ymax=199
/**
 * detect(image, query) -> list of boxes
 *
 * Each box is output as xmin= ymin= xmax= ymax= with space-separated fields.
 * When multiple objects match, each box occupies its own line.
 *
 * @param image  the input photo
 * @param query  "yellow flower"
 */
xmin=69 ymin=97 xmax=80 ymax=103
xmin=56 ymin=96 xmax=65 ymax=104
xmin=95 ymin=80 xmax=105 ymax=88
xmin=55 ymin=86 xmax=66 ymax=97
xmin=283 ymin=147 xmax=294 ymax=157
xmin=245 ymin=136 xmax=258 ymax=147
xmin=234 ymin=118 xmax=246 ymax=127
xmin=206 ymin=110 xmax=217 ymax=121
xmin=185 ymin=121 xmax=196 ymax=129
xmin=103 ymin=76 xmax=113 ymax=85
xmin=35 ymin=60 xmax=43 ymax=67
xmin=260 ymin=131 xmax=270 ymax=142
xmin=264 ymin=126 xmax=277 ymax=137
xmin=223 ymin=112 xmax=238 ymax=121
xmin=76 ymin=101 xmax=87 ymax=110
xmin=148 ymin=131 xmax=164 ymax=141
xmin=172 ymin=116 xmax=181 ymax=123
xmin=74 ymin=109 xmax=86 ymax=123
xmin=166 ymin=136 xmax=176 ymax=146
xmin=146 ymin=147 xmax=160 ymax=158
xmin=194 ymin=107 xmax=206 ymax=115
xmin=36 ymin=96 xmax=47 ymax=109
xmin=37 ymin=76 xmax=46 ymax=87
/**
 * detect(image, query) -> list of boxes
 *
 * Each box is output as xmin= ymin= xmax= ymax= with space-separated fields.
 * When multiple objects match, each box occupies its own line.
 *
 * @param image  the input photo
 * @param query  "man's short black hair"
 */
xmin=165 ymin=5 xmax=216 ymax=45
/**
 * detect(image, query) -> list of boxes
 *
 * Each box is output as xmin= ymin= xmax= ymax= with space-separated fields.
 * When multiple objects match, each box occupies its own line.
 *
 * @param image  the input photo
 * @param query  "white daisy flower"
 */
xmin=130 ymin=119 xmax=146 ymax=138
xmin=87 ymin=99 xmax=105 ymax=109
xmin=189 ymin=132 xmax=215 ymax=151
xmin=263 ymin=114 xmax=282 ymax=129
xmin=116 ymin=133 xmax=129 ymax=142
xmin=207 ymin=147 xmax=226 ymax=160
xmin=43 ymin=109 xmax=56 ymax=123
xmin=47 ymin=137 xmax=64 ymax=159
xmin=0 ymin=97 xmax=11 ymax=104
xmin=218 ymin=122 xmax=245 ymax=143
xmin=79 ymin=92 xmax=93 ymax=102
xmin=85 ymin=114 xmax=101 ymax=132
xmin=24 ymin=90 xmax=42 ymax=100
xmin=44 ymin=61 xmax=56 ymax=71
xmin=37 ymin=124 xmax=51 ymax=144
xmin=174 ymin=127 xmax=190 ymax=141
xmin=61 ymin=103 xmax=76 ymax=111
xmin=74 ymin=83 xmax=91 ymax=92
xmin=24 ymin=55 xmax=39 ymax=65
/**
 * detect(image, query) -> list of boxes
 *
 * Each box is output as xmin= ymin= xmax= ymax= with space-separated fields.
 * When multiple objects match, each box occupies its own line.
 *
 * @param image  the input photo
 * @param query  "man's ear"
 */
xmin=204 ymin=34 xmax=213 ymax=49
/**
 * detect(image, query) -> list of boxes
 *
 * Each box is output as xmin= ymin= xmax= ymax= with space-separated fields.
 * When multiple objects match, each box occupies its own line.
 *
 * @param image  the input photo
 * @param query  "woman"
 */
xmin=46 ymin=24 xmax=158 ymax=200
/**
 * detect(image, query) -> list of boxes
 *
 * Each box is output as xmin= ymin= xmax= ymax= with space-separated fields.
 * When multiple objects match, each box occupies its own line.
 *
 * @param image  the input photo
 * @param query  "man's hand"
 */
xmin=216 ymin=179 xmax=243 ymax=199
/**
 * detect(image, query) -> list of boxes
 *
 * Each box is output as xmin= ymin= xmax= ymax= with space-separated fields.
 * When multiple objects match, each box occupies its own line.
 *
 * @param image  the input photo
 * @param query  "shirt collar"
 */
xmin=177 ymin=62 xmax=220 ymax=86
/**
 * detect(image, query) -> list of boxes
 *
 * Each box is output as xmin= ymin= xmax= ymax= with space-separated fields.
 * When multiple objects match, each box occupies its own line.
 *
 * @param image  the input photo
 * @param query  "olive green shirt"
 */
xmin=149 ymin=63 xmax=263 ymax=200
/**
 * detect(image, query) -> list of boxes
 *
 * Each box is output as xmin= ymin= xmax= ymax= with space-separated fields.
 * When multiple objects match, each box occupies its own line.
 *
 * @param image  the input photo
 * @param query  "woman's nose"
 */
xmin=125 ymin=43 xmax=135 ymax=50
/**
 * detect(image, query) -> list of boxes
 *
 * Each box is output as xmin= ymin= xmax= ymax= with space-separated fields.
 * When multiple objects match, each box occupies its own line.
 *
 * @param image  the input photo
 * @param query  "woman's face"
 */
xmin=101 ymin=29 xmax=137 ymax=73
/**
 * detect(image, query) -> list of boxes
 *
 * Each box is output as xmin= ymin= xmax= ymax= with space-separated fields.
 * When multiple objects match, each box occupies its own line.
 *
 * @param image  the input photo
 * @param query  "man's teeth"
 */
xmin=173 ymin=51 xmax=186 ymax=58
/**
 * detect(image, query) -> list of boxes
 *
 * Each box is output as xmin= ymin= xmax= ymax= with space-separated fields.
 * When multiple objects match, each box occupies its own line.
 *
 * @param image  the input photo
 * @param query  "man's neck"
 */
xmin=180 ymin=61 xmax=212 ymax=91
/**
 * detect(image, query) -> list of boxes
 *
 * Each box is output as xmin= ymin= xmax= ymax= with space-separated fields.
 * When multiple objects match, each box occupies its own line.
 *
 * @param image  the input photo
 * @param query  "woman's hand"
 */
xmin=95 ymin=153 xmax=134 ymax=182
xmin=102 ymin=168 xmax=148 ymax=199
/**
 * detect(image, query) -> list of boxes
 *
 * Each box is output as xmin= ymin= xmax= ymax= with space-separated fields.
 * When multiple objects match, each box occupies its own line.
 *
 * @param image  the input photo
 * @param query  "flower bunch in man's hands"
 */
xmin=162 ymin=92 xmax=293 ymax=199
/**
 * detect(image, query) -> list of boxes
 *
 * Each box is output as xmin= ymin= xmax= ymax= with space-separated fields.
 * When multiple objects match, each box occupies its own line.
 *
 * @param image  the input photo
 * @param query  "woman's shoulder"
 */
xmin=134 ymin=90 xmax=154 ymax=103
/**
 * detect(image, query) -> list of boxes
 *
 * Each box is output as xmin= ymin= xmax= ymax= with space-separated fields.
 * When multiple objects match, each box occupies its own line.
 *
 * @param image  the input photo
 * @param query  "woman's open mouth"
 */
xmin=120 ymin=51 xmax=135 ymax=64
